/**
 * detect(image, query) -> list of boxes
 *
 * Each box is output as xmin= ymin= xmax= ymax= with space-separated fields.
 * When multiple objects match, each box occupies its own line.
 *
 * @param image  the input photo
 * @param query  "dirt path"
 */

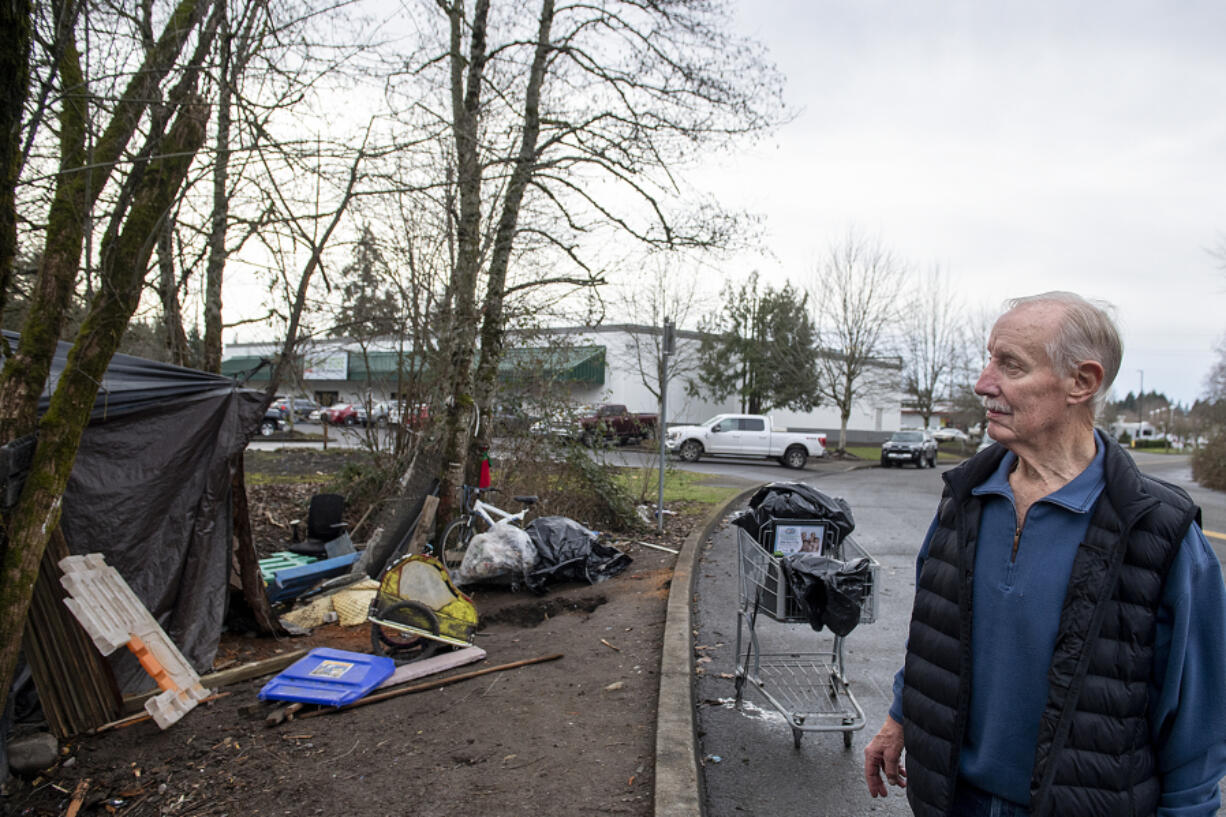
xmin=3 ymin=536 xmax=691 ymax=817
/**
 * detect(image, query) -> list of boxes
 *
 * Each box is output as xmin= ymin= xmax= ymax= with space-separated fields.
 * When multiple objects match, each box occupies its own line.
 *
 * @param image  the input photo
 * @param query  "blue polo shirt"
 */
xmin=890 ymin=433 xmax=1226 ymax=815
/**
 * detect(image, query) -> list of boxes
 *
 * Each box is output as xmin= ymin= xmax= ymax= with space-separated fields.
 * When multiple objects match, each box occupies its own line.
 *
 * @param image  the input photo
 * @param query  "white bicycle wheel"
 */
xmin=439 ymin=517 xmax=475 ymax=571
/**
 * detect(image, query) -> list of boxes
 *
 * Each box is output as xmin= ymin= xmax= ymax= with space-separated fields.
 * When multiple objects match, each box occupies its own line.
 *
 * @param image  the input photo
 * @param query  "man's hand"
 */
xmin=864 ymin=716 xmax=906 ymax=797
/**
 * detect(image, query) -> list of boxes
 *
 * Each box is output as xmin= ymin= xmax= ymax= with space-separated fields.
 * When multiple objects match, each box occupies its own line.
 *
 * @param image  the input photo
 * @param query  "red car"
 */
xmin=322 ymin=403 xmax=366 ymax=425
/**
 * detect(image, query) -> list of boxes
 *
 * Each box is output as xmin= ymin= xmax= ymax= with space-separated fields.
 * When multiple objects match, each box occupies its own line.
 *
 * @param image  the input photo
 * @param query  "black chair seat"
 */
xmin=288 ymin=493 xmax=348 ymax=556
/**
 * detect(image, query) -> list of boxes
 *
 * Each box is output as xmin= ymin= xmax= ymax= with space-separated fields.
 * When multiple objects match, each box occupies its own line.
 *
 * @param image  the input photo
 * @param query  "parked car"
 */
xmin=491 ymin=404 xmax=531 ymax=434
xmin=402 ymin=403 xmax=429 ymax=430
xmin=665 ymin=414 xmax=826 ymax=469
xmin=880 ymin=429 xmax=938 ymax=468
xmin=931 ymin=427 xmax=969 ymax=443
xmin=364 ymin=400 xmax=394 ymax=426
xmin=272 ymin=396 xmax=320 ymax=422
xmin=322 ymin=403 xmax=366 ymax=426
xmin=259 ymin=408 xmax=282 ymax=436
xmin=359 ymin=400 xmax=429 ymax=428
xmin=529 ymin=406 xmax=584 ymax=440
xmin=577 ymin=403 xmax=658 ymax=445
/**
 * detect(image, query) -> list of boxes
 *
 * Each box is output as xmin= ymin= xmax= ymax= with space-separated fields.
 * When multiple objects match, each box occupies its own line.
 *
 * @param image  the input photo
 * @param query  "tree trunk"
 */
xmin=157 ymin=217 xmax=191 ymax=365
xmin=0 ymin=8 xmax=87 ymax=444
xmin=0 ymin=0 xmax=32 ymax=324
xmin=202 ymin=2 xmax=230 ymax=374
xmin=0 ymin=0 xmax=207 ymax=446
xmin=0 ymin=96 xmax=211 ymax=719
xmin=230 ymin=453 xmax=282 ymax=634
xmin=435 ymin=0 xmax=490 ymax=524
xmin=468 ymin=0 xmax=554 ymax=479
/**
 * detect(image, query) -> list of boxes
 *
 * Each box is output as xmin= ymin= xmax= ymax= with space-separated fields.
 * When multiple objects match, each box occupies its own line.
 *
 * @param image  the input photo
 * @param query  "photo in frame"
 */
xmin=773 ymin=522 xmax=827 ymax=556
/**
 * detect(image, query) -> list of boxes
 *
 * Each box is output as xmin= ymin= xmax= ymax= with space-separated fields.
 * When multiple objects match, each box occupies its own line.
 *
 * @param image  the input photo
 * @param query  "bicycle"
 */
xmin=437 ymin=485 xmax=538 ymax=571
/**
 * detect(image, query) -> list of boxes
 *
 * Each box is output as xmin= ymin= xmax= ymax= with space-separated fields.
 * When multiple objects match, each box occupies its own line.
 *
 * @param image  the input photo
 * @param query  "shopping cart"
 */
xmin=734 ymin=520 xmax=879 ymax=748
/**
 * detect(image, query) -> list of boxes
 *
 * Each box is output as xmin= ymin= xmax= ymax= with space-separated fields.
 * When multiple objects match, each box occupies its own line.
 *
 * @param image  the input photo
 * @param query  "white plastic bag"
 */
xmin=453 ymin=521 xmax=538 ymax=587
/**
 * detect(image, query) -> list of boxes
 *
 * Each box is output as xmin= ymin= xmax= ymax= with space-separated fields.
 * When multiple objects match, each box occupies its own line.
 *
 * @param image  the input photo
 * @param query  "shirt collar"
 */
xmin=971 ymin=429 xmax=1107 ymax=513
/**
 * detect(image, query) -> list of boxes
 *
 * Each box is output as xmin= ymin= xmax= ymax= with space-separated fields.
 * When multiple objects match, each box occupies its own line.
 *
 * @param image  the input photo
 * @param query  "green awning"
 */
xmin=498 ymin=345 xmax=604 ymax=385
xmin=220 ymin=355 xmax=271 ymax=382
xmin=347 ymin=350 xmax=426 ymax=380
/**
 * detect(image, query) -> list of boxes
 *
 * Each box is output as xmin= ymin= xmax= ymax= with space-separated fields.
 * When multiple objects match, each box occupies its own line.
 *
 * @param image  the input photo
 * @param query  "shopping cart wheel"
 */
xmin=843 ymin=731 xmax=853 ymax=749
xmin=370 ymin=600 xmax=442 ymax=660
xmin=792 ymin=727 xmax=803 ymax=749
xmin=733 ymin=672 xmax=745 ymax=706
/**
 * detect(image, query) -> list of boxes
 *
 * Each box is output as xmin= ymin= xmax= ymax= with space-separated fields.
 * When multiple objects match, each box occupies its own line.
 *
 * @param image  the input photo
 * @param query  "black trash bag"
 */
xmin=729 ymin=509 xmax=758 ymax=539
xmin=781 ymin=554 xmax=872 ymax=637
xmin=523 ymin=516 xmax=632 ymax=593
xmin=743 ymin=482 xmax=855 ymax=543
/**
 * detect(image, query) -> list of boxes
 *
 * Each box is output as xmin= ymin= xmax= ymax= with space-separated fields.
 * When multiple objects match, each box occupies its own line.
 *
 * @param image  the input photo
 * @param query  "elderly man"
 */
xmin=864 ymin=292 xmax=1226 ymax=816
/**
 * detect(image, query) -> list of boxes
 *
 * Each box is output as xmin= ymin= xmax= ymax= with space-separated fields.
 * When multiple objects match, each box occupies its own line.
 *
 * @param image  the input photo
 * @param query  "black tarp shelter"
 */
xmin=1 ymin=331 xmax=265 ymax=694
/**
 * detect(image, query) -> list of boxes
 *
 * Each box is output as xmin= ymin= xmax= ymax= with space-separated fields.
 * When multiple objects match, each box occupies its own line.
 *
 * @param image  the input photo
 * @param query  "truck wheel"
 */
xmin=782 ymin=446 xmax=807 ymax=470
xmin=678 ymin=440 xmax=703 ymax=463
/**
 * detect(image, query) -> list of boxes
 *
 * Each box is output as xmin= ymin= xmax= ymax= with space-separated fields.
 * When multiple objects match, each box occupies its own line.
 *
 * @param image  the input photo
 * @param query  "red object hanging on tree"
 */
xmin=478 ymin=450 xmax=492 ymax=489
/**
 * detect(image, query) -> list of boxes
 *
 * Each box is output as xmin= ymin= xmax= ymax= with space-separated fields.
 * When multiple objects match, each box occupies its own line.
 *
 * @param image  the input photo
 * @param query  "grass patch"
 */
xmin=244 ymin=472 xmax=333 ymax=487
xmin=614 ymin=466 xmax=741 ymax=506
xmin=843 ymin=445 xmax=880 ymax=460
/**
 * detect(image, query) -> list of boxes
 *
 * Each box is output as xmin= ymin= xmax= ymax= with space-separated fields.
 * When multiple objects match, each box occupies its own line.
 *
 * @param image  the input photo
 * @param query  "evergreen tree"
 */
xmin=692 ymin=273 xmax=820 ymax=414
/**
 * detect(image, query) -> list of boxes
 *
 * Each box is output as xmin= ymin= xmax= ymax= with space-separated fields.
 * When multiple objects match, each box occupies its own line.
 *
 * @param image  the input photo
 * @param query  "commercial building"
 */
xmin=222 ymin=324 xmax=904 ymax=440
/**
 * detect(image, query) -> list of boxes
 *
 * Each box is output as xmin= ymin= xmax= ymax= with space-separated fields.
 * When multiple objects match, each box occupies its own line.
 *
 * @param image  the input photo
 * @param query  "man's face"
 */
xmin=974 ymin=303 xmax=1075 ymax=450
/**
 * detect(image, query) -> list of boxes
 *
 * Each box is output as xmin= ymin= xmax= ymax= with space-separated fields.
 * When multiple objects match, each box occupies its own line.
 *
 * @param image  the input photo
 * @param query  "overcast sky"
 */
xmin=693 ymin=0 xmax=1226 ymax=405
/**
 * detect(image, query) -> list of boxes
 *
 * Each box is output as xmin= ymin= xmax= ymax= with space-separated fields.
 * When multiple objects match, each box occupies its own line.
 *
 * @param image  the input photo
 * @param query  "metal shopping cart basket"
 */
xmin=734 ymin=519 xmax=879 ymax=748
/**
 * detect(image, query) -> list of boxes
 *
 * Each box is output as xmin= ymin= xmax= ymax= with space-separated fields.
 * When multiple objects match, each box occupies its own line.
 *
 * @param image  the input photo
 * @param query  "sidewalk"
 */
xmin=654 ymin=455 xmax=885 ymax=817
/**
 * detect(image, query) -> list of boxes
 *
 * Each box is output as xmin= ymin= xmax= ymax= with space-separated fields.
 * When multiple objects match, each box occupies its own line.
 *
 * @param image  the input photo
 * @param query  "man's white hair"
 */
xmin=1004 ymin=291 xmax=1122 ymax=416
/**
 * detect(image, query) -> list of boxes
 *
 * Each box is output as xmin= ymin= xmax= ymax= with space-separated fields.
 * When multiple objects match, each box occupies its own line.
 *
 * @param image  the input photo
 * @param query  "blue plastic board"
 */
xmin=265 ymin=551 xmax=359 ymax=603
xmin=258 ymin=647 xmax=395 ymax=706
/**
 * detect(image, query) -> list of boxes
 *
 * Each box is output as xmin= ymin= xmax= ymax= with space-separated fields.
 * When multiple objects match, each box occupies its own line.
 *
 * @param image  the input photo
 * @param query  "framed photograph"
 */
xmin=773 ymin=522 xmax=827 ymax=556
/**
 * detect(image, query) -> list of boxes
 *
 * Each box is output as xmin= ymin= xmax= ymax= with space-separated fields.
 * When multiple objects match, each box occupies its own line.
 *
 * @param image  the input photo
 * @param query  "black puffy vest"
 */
xmin=901 ymin=435 xmax=1200 ymax=817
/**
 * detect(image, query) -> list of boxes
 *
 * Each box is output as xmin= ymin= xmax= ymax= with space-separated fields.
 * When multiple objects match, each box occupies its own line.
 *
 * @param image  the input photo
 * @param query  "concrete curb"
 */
xmin=654 ymin=484 xmax=761 ymax=817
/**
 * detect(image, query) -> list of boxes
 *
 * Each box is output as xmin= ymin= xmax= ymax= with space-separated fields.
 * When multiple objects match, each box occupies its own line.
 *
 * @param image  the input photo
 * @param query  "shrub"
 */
xmin=1192 ymin=435 xmax=1226 ymax=492
xmin=494 ymin=440 xmax=644 ymax=533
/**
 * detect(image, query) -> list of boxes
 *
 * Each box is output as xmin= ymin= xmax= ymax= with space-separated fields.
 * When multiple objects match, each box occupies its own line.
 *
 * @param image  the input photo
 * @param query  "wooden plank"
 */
xmin=24 ymin=531 xmax=121 ymax=737
xmin=122 ymin=648 xmax=309 ymax=710
xmin=375 ymin=645 xmax=486 ymax=689
xmin=201 ymin=649 xmax=309 ymax=688
xmin=294 ymin=653 xmax=563 ymax=721
xmin=405 ymin=495 xmax=439 ymax=555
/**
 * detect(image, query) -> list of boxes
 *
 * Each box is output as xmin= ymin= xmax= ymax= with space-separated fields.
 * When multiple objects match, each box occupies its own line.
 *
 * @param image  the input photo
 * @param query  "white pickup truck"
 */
xmin=664 ymin=414 xmax=827 ymax=469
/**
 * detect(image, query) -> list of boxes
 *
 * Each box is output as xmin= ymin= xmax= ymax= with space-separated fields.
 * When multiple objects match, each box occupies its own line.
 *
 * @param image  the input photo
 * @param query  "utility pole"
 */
xmin=657 ymin=318 xmax=675 ymax=534
xmin=1137 ymin=369 xmax=1144 ymax=445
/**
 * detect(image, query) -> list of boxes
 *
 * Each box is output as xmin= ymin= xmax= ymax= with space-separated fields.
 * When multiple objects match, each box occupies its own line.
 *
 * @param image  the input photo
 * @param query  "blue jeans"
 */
xmin=950 ymin=780 xmax=1031 ymax=817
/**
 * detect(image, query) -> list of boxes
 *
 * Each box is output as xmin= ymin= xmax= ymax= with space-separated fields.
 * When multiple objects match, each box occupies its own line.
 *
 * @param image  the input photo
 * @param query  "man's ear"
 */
xmin=1068 ymin=360 xmax=1105 ymax=406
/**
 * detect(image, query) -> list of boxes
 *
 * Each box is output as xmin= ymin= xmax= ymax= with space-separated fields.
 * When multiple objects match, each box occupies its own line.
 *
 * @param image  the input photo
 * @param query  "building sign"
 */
xmin=304 ymin=352 xmax=347 ymax=381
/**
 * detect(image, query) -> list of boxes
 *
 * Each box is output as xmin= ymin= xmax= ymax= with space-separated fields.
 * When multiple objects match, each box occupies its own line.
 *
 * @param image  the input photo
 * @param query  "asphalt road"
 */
xmin=689 ymin=451 xmax=1226 ymax=817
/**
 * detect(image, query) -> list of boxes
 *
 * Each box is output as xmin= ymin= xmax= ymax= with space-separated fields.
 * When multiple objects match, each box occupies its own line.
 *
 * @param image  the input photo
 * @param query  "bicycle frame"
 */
xmin=470 ymin=497 xmax=528 ymax=529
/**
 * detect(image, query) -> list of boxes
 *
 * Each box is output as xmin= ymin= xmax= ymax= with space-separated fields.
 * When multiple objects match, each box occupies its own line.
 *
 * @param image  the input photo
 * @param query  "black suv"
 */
xmin=880 ymin=429 xmax=938 ymax=469
xmin=272 ymin=396 xmax=320 ymax=422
